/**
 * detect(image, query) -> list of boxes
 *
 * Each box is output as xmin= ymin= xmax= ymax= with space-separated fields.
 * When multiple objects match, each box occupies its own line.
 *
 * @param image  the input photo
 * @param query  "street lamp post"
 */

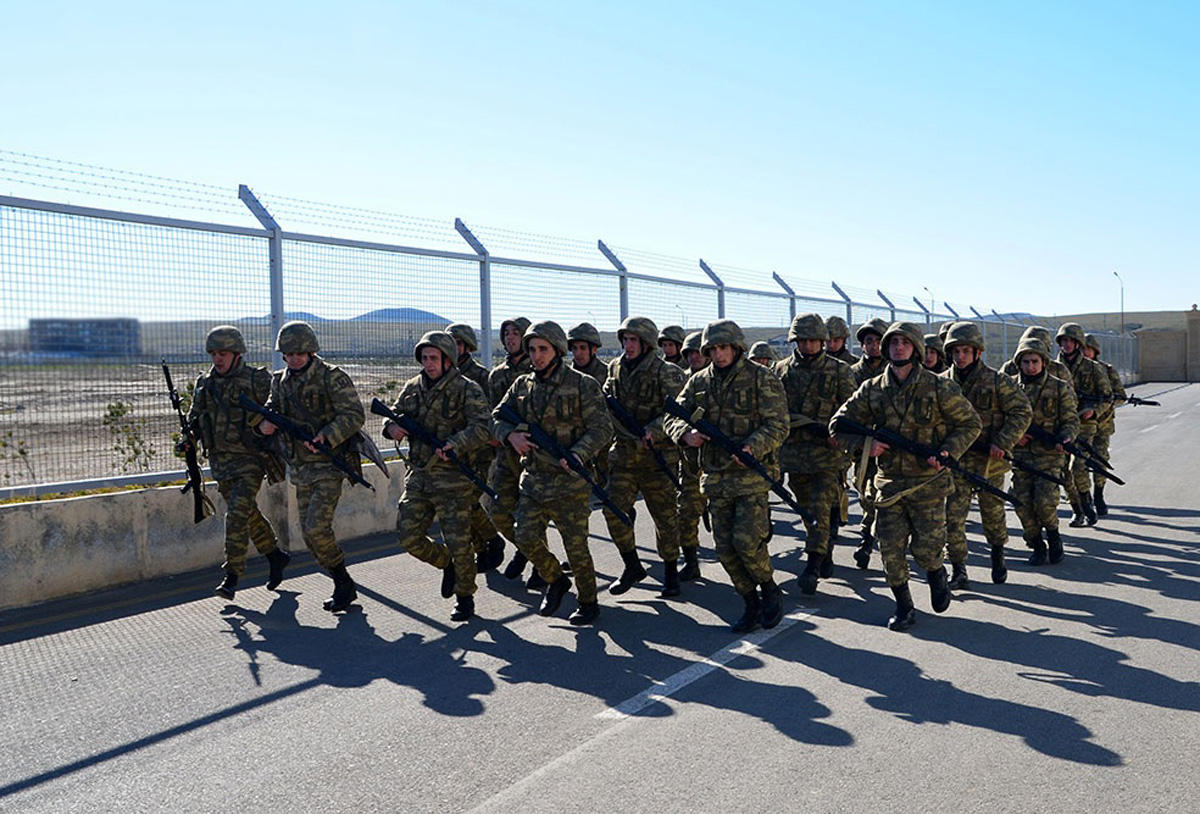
xmin=1113 ymin=271 xmax=1124 ymax=334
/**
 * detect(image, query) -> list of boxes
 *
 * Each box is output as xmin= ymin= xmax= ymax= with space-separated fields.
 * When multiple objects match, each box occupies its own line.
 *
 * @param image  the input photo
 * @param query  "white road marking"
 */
xmin=1140 ymin=425 xmax=1159 ymax=433
xmin=1168 ymin=412 xmax=1183 ymax=420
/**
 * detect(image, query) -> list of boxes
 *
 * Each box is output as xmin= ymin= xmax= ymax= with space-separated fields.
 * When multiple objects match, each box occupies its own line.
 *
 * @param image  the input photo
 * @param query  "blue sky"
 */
xmin=2 ymin=0 xmax=1196 ymax=315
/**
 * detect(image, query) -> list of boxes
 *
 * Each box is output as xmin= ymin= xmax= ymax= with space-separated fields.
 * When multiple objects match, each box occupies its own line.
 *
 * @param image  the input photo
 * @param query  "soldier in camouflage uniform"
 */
xmin=773 ymin=314 xmax=855 ymax=595
xmin=188 ymin=325 xmax=288 ymax=600
xmin=848 ymin=317 xmax=890 ymax=568
xmin=1001 ymin=326 xmax=1073 ymax=384
xmin=568 ymin=322 xmax=608 ymax=385
xmin=750 ymin=341 xmax=778 ymax=367
xmin=1083 ymin=333 xmax=1125 ymax=516
xmin=384 ymin=331 xmax=491 ymax=622
xmin=447 ymin=322 xmax=506 ymax=574
xmin=1057 ymin=322 xmax=1112 ymax=527
xmin=831 ymin=322 xmax=981 ymax=631
xmin=825 ymin=316 xmax=858 ymax=366
xmin=664 ymin=320 xmax=790 ymax=633
xmin=257 ymin=321 xmax=365 ymax=612
xmin=484 ymin=317 xmax=534 ymax=580
xmin=923 ymin=334 xmax=949 ymax=374
xmin=939 ymin=322 xmax=1032 ymax=587
xmin=658 ymin=324 xmax=687 ymax=370
xmin=1011 ymin=338 xmax=1079 ymax=565
xmin=823 ymin=315 xmax=856 ymax=545
xmin=602 ymin=316 xmax=687 ymax=597
xmin=676 ymin=330 xmax=708 ymax=580
xmin=493 ymin=321 xmax=614 ymax=625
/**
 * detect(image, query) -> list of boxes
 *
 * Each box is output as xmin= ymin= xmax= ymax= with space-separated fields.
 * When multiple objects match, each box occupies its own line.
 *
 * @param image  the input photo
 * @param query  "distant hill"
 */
xmin=239 ymin=311 xmax=326 ymax=324
xmin=351 ymin=308 xmax=448 ymax=323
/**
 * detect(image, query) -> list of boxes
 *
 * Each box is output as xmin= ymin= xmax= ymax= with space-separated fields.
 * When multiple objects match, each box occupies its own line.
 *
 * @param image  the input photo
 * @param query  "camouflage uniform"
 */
xmin=482 ymin=317 xmax=532 ymax=544
xmin=848 ymin=318 xmax=889 ymax=560
xmin=1057 ymin=323 xmax=1112 ymax=522
xmin=825 ymin=315 xmax=859 ymax=366
xmin=1001 ymin=326 xmax=1073 ymax=504
xmin=1085 ymin=333 xmax=1125 ymax=496
xmin=676 ymin=331 xmax=707 ymax=562
xmin=658 ymin=324 xmax=688 ymax=371
xmin=493 ymin=322 xmax=613 ymax=617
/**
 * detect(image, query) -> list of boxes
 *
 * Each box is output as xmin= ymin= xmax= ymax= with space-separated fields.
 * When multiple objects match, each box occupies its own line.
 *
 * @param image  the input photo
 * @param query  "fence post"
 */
xmin=991 ymin=310 xmax=1009 ymax=360
xmin=597 ymin=240 xmax=628 ymax=322
xmin=911 ymin=296 xmax=931 ymax=330
xmin=699 ymin=259 xmax=724 ymax=319
xmin=772 ymin=272 xmax=796 ymax=323
xmin=831 ymin=281 xmax=854 ymax=328
xmin=944 ymin=304 xmax=960 ymax=321
xmin=455 ymin=218 xmax=492 ymax=365
xmin=238 ymin=185 xmax=284 ymax=358
xmin=877 ymin=290 xmax=897 ymax=324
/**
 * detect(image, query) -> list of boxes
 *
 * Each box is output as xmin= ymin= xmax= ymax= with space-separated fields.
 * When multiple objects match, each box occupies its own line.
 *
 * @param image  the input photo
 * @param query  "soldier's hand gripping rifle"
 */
xmin=664 ymin=397 xmax=815 ymax=524
xmin=970 ymin=439 xmax=1067 ymax=487
xmin=496 ymin=403 xmax=632 ymax=527
xmin=238 ymin=394 xmax=375 ymax=490
xmin=1023 ymin=424 xmax=1125 ymax=486
xmin=830 ymin=415 xmax=1022 ymax=507
xmin=162 ymin=359 xmax=215 ymax=524
xmin=369 ymin=398 xmax=498 ymax=501
xmin=605 ymin=395 xmax=682 ymax=491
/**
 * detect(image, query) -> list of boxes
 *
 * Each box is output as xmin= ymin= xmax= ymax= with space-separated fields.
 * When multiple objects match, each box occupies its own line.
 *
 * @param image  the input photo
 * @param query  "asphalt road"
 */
xmin=1 ymin=382 xmax=1197 ymax=813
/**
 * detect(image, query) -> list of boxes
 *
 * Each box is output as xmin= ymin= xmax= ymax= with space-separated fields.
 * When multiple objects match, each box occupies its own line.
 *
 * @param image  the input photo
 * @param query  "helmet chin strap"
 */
xmin=889 ymin=355 xmax=915 ymax=368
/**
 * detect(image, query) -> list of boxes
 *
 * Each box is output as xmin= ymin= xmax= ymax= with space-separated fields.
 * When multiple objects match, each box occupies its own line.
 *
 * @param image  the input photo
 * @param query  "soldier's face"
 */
xmin=827 ymin=337 xmax=845 ymax=353
xmin=455 ymin=339 xmax=467 ymax=358
xmin=862 ymin=334 xmax=882 ymax=358
xmin=1083 ymin=347 xmax=1096 ymax=360
xmin=1059 ymin=337 xmax=1078 ymax=355
xmin=210 ymin=350 xmax=236 ymax=375
xmin=283 ymin=352 xmax=311 ymax=371
xmin=528 ymin=338 xmax=557 ymax=371
xmin=709 ymin=344 xmax=736 ymax=368
xmin=569 ymin=340 xmax=593 ymax=366
xmin=888 ymin=336 xmax=915 ymax=363
xmin=623 ymin=335 xmax=643 ymax=360
xmin=951 ymin=346 xmax=977 ymax=368
xmin=421 ymin=347 xmax=447 ymax=380
xmin=799 ymin=338 xmax=822 ymax=355
xmin=503 ymin=326 xmax=523 ymax=354
xmin=924 ymin=348 xmax=939 ymax=368
xmin=1020 ymin=353 xmax=1044 ymax=376
xmin=660 ymin=340 xmax=680 ymax=358
xmin=684 ymin=349 xmax=705 ymax=371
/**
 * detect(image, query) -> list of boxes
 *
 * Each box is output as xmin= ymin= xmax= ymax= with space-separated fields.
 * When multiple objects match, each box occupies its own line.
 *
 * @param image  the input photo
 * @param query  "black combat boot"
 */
xmin=819 ymin=544 xmax=835 ymax=579
xmin=990 ymin=545 xmax=1008 ymax=584
xmin=477 ymin=536 xmax=506 ymax=573
xmin=1093 ymin=485 xmax=1108 ymax=517
xmin=853 ymin=534 xmax=873 ymax=570
xmin=798 ymin=553 xmax=822 ymax=595
xmin=659 ymin=561 xmax=681 ymax=598
xmin=323 ymin=565 xmax=357 ymax=612
xmin=760 ymin=580 xmax=784 ymax=629
xmin=502 ymin=550 xmax=528 ymax=580
xmin=265 ymin=549 xmax=291 ymax=591
xmin=214 ymin=571 xmax=238 ymax=600
xmin=679 ymin=547 xmax=701 ymax=582
xmin=568 ymin=601 xmax=599 ymax=626
xmin=609 ymin=549 xmax=648 ymax=595
xmin=440 ymin=560 xmax=456 ymax=599
xmin=539 ymin=574 xmax=572 ymax=617
xmin=888 ymin=584 xmax=916 ymax=631
xmin=1081 ymin=493 xmax=1098 ymax=526
xmin=526 ymin=570 xmax=548 ymax=591
xmin=829 ymin=504 xmax=840 ymax=542
xmin=948 ymin=561 xmax=970 ymax=591
xmin=1028 ymin=535 xmax=1048 ymax=566
xmin=1068 ymin=498 xmax=1087 ymax=528
xmin=1047 ymin=528 xmax=1064 ymax=564
xmin=731 ymin=590 xmax=761 ymax=633
xmin=928 ymin=566 xmax=951 ymax=613
xmin=450 ymin=594 xmax=474 ymax=622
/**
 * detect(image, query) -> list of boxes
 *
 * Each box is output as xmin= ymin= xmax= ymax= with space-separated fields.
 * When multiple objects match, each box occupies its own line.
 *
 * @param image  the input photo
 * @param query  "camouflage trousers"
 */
xmin=602 ymin=449 xmax=681 ymax=562
xmin=397 ymin=482 xmax=477 ymax=597
xmin=294 ymin=476 xmax=346 ymax=570
xmin=875 ymin=488 xmax=947 ymax=588
xmin=482 ymin=446 xmax=521 ymax=543
xmin=708 ymin=492 xmax=773 ymax=595
xmin=677 ymin=449 xmax=705 ymax=552
xmin=217 ymin=473 xmax=279 ymax=576
xmin=515 ymin=482 xmax=596 ymax=604
xmin=786 ymin=469 xmax=842 ymax=557
xmin=854 ymin=458 xmax=878 ymax=538
xmin=1092 ymin=429 xmax=1113 ymax=489
xmin=1069 ymin=425 xmax=1098 ymax=495
xmin=1012 ymin=453 xmax=1064 ymax=537
xmin=945 ymin=468 xmax=1010 ymax=563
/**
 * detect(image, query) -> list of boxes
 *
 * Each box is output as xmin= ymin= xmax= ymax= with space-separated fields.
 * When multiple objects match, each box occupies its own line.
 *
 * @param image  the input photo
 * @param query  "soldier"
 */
xmin=825 ymin=316 xmax=858 ymax=366
xmin=831 ymin=322 xmax=981 ymax=631
xmin=1011 ymin=338 xmax=1079 ymax=565
xmin=1083 ymin=333 xmax=1125 ymax=516
xmin=257 ymin=321 xmax=365 ymax=612
xmin=447 ymin=322 xmax=506 ymax=573
xmin=848 ymin=317 xmax=890 ymax=568
xmin=664 ymin=320 xmax=790 ymax=632
xmin=1001 ymin=326 xmax=1073 ymax=384
xmin=568 ymin=322 xmax=607 ymax=385
xmin=681 ymin=330 xmax=707 ymax=374
xmin=658 ymin=324 xmax=687 ymax=369
xmin=188 ymin=325 xmax=288 ymax=600
xmin=677 ymin=330 xmax=708 ymax=580
xmin=823 ymin=315 xmax=856 ymax=546
xmin=383 ymin=331 xmax=491 ymax=622
xmin=939 ymin=322 xmax=1032 ymax=587
xmin=602 ymin=316 xmax=687 ymax=597
xmin=749 ymin=341 xmax=778 ymax=367
xmin=1056 ymin=322 xmax=1112 ymax=527
xmin=484 ymin=317 xmax=534 ymax=580
xmin=923 ymin=334 xmax=949 ymax=374
xmin=493 ymin=321 xmax=613 ymax=625
xmin=849 ymin=318 xmax=889 ymax=385
xmin=773 ymin=314 xmax=855 ymax=595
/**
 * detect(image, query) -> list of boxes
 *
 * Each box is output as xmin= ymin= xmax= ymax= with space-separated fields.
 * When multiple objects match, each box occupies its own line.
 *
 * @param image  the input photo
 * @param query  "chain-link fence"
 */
xmin=0 ymin=152 xmax=1140 ymax=494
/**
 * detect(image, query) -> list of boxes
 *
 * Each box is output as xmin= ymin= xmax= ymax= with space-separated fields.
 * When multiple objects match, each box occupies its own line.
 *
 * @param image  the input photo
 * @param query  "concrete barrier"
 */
xmin=0 ymin=463 xmax=405 ymax=611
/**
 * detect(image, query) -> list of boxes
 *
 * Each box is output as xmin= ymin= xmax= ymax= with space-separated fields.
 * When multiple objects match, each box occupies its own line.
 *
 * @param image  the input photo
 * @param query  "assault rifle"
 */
xmin=1079 ymin=393 xmax=1160 ymax=408
xmin=369 ymin=398 xmax=498 ymax=501
xmin=496 ymin=403 xmax=632 ymax=527
xmin=238 ymin=394 xmax=375 ymax=490
xmin=162 ymin=359 xmax=215 ymax=524
xmin=969 ymin=439 xmax=1067 ymax=487
xmin=663 ymin=397 xmax=815 ymax=524
xmin=605 ymin=395 xmax=682 ymax=491
xmin=830 ymin=415 xmax=1022 ymax=507
xmin=1023 ymin=425 xmax=1125 ymax=486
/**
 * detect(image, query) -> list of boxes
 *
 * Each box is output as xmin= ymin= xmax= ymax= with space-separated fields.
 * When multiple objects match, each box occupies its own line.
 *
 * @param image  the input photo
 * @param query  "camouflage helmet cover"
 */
xmin=923 ymin=333 xmax=945 ymax=355
xmin=881 ymin=321 xmax=926 ymax=361
xmin=1084 ymin=332 xmax=1102 ymax=354
xmin=500 ymin=317 xmax=532 ymax=337
xmin=1015 ymin=337 xmax=1052 ymax=364
xmin=788 ymin=312 xmax=829 ymax=342
xmin=942 ymin=320 xmax=986 ymax=353
xmin=682 ymin=330 xmax=703 ymax=353
xmin=275 ymin=320 xmax=319 ymax=353
xmin=618 ymin=316 xmax=660 ymax=351
xmin=523 ymin=320 xmax=569 ymax=357
xmin=825 ymin=315 xmax=851 ymax=339
xmin=1020 ymin=325 xmax=1053 ymax=346
xmin=567 ymin=321 xmax=603 ymax=348
xmin=658 ymin=324 xmax=686 ymax=346
xmin=856 ymin=317 xmax=889 ymax=344
xmin=1056 ymin=322 xmax=1087 ymax=346
xmin=205 ymin=325 xmax=247 ymax=355
xmin=445 ymin=322 xmax=478 ymax=352
xmin=700 ymin=319 xmax=747 ymax=354
xmin=749 ymin=341 xmax=777 ymax=361
xmin=938 ymin=321 xmax=955 ymax=340
xmin=414 ymin=330 xmax=458 ymax=364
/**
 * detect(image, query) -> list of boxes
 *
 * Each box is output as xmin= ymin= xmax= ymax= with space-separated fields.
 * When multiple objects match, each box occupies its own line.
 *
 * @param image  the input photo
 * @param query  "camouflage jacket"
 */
xmin=187 ymin=357 xmax=274 ymax=480
xmin=829 ymin=346 xmax=859 ymax=366
xmin=850 ymin=355 xmax=886 ymax=386
xmin=1014 ymin=370 xmax=1079 ymax=459
xmin=384 ymin=368 xmax=490 ymax=490
xmin=1002 ymin=356 xmax=1072 ymax=386
xmin=603 ymin=351 xmax=685 ymax=449
xmin=1059 ymin=352 xmax=1112 ymax=433
xmin=663 ymin=355 xmax=789 ymax=499
xmin=773 ymin=349 xmax=855 ymax=474
xmin=941 ymin=362 xmax=1032 ymax=474
xmin=265 ymin=356 xmax=365 ymax=484
xmin=831 ymin=366 xmax=981 ymax=500
xmin=1097 ymin=361 xmax=1126 ymax=433
xmin=572 ymin=355 xmax=608 ymax=386
xmin=457 ymin=355 xmax=491 ymax=403
xmin=492 ymin=360 xmax=613 ymax=496
xmin=487 ymin=353 xmax=532 ymax=408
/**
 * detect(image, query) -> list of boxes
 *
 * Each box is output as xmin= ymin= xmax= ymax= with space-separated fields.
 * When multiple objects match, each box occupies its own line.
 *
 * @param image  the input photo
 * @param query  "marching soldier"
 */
xmin=750 ymin=341 xmax=778 ymax=367
xmin=1011 ymin=338 xmax=1079 ymax=565
xmin=923 ymin=334 xmax=949 ymax=374
xmin=825 ymin=315 xmax=858 ymax=365
xmin=939 ymin=322 xmax=1031 ymax=587
xmin=1001 ymin=326 xmax=1073 ymax=384
xmin=568 ymin=322 xmax=608 ymax=385
xmin=664 ymin=320 xmax=790 ymax=633
xmin=384 ymin=331 xmax=491 ymax=621
xmin=681 ymin=330 xmax=707 ymax=373
xmin=257 ymin=320 xmax=365 ymax=612
xmin=493 ymin=321 xmax=613 ymax=625
xmin=188 ymin=325 xmax=288 ymax=600
xmin=1056 ymin=323 xmax=1112 ymax=527
xmin=677 ymin=330 xmax=708 ymax=580
xmin=850 ymin=318 xmax=888 ymax=385
xmin=831 ymin=322 xmax=981 ymax=631
xmin=848 ymin=317 xmax=890 ymax=568
xmin=1083 ymin=333 xmax=1125 ymax=516
xmin=773 ymin=314 xmax=855 ymax=595
xmin=602 ymin=316 xmax=687 ymax=597
xmin=658 ymin=324 xmax=687 ymax=369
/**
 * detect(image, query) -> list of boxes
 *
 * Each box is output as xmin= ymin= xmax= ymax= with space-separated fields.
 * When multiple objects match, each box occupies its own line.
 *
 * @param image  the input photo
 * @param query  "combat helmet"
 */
xmin=682 ymin=330 xmax=703 ymax=354
xmin=825 ymin=315 xmax=851 ymax=340
xmin=567 ymin=321 xmax=603 ymax=348
xmin=445 ymin=323 xmax=478 ymax=352
xmin=618 ymin=316 xmax=659 ymax=351
xmin=880 ymin=321 xmax=926 ymax=363
xmin=749 ymin=341 xmax=777 ymax=362
xmin=938 ymin=321 xmax=955 ymax=341
xmin=206 ymin=325 xmax=247 ymax=355
xmin=1084 ymin=333 xmax=1103 ymax=356
xmin=1015 ymin=337 xmax=1052 ymax=365
xmin=414 ymin=330 xmax=457 ymax=364
xmin=942 ymin=321 xmax=986 ymax=353
xmin=924 ymin=334 xmax=945 ymax=359
xmin=856 ymin=318 xmax=889 ymax=345
xmin=700 ymin=319 xmax=747 ymax=354
xmin=658 ymin=324 xmax=686 ymax=347
xmin=788 ymin=313 xmax=829 ymax=343
xmin=500 ymin=317 xmax=532 ymax=338
xmin=1056 ymin=322 xmax=1087 ymax=347
xmin=275 ymin=320 xmax=319 ymax=354
xmin=523 ymin=320 xmax=568 ymax=357
xmin=1019 ymin=325 xmax=1053 ymax=346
